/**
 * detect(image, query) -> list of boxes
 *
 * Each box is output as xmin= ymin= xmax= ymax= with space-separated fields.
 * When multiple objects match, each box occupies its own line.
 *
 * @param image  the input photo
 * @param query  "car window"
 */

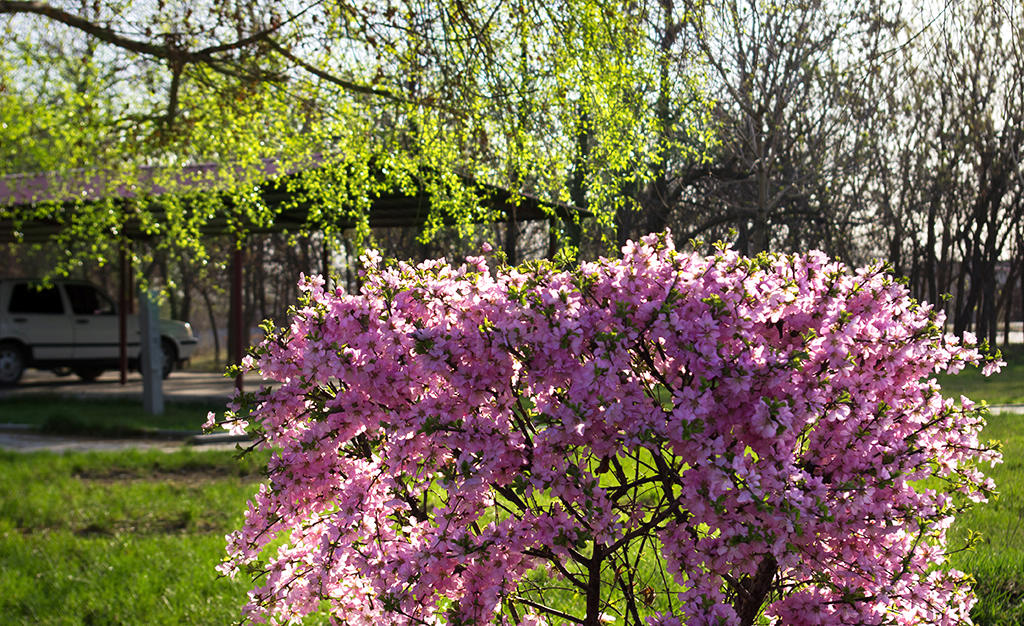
xmin=8 ymin=283 xmax=64 ymax=314
xmin=64 ymin=284 xmax=116 ymax=316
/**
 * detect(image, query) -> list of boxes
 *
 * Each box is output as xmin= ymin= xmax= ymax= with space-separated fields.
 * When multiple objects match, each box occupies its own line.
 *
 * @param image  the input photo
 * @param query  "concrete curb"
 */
xmin=187 ymin=432 xmax=253 ymax=446
xmin=987 ymin=404 xmax=1024 ymax=414
xmin=0 ymin=423 xmax=34 ymax=432
xmin=0 ymin=390 xmax=231 ymax=404
xmin=0 ymin=422 xmax=204 ymax=439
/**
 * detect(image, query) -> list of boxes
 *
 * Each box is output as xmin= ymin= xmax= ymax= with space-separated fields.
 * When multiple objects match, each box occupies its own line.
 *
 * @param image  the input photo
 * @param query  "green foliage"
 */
xmin=0 ymin=0 xmax=715 ymax=277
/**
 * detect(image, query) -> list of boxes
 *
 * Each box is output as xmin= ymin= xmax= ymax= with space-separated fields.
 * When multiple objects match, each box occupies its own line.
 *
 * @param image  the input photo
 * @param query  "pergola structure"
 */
xmin=0 ymin=162 xmax=586 ymax=404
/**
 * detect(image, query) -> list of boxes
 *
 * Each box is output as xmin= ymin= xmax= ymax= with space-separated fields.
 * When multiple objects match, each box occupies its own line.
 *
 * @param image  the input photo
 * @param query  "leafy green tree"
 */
xmin=0 ymin=0 xmax=715 ymax=276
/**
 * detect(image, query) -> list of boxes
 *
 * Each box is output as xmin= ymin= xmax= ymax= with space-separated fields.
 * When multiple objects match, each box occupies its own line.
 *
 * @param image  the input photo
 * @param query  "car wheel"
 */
xmin=72 ymin=366 xmax=104 ymax=382
xmin=161 ymin=338 xmax=177 ymax=380
xmin=0 ymin=342 xmax=25 ymax=386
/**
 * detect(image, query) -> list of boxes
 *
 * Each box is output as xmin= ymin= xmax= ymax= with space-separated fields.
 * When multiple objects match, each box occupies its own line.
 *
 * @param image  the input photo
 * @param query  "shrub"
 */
xmin=216 ymin=233 xmax=1001 ymax=625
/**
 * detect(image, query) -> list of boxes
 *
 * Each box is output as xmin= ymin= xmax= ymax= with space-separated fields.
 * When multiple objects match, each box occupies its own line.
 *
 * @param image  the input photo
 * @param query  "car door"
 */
xmin=64 ymin=283 xmax=136 ymax=361
xmin=5 ymin=281 xmax=74 ymax=360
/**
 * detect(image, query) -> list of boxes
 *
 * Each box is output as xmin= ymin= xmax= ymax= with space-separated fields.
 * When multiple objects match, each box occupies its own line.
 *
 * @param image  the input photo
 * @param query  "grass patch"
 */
xmin=936 ymin=344 xmax=1024 ymax=405
xmin=951 ymin=412 xmax=1024 ymax=624
xmin=0 ymin=397 xmax=220 ymax=435
xmin=184 ymin=350 xmax=230 ymax=374
xmin=0 ymin=353 xmax=1017 ymax=624
xmin=0 ymin=447 xmax=286 ymax=625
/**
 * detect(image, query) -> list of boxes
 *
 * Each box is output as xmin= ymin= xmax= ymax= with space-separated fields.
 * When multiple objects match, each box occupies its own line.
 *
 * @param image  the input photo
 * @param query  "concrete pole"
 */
xmin=505 ymin=205 xmax=518 ymax=266
xmin=118 ymin=244 xmax=128 ymax=385
xmin=138 ymin=287 xmax=164 ymax=415
xmin=231 ymin=245 xmax=244 ymax=392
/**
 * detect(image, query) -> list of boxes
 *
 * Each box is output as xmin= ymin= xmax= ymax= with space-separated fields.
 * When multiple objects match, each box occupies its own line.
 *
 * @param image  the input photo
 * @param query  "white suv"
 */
xmin=0 ymin=279 xmax=197 ymax=385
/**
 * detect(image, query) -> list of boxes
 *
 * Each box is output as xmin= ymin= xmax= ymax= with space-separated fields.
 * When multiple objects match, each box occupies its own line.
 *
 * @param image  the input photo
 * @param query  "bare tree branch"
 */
xmin=1 ymin=0 xmax=173 ymax=58
xmin=262 ymin=38 xmax=405 ymax=102
xmin=0 ymin=0 xmax=400 ymax=104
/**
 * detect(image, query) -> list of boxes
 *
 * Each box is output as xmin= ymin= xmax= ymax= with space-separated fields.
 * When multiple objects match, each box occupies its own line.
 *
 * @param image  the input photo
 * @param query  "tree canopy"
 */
xmin=0 ymin=0 xmax=714 ymax=275
xmin=4 ymin=0 xmax=1024 ymax=349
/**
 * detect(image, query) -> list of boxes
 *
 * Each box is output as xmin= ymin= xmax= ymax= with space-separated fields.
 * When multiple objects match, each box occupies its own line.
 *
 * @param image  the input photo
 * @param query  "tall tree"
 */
xmin=872 ymin=0 xmax=1024 ymax=345
xmin=676 ymin=0 xmax=902 ymax=257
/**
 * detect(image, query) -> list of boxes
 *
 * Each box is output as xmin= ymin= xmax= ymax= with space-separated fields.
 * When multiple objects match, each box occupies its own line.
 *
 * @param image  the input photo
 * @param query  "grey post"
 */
xmin=138 ymin=287 xmax=164 ymax=415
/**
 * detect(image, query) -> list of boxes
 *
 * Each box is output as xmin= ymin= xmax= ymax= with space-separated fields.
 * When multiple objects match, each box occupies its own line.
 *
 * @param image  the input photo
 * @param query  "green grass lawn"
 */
xmin=936 ymin=344 xmax=1024 ymax=405
xmin=0 ymin=345 xmax=1020 ymax=624
xmin=0 ymin=397 xmax=218 ymax=435
xmin=1 ymin=438 xmax=1018 ymax=625
xmin=948 ymin=411 xmax=1024 ymax=624
xmin=0 ymin=447 xmax=285 ymax=625
xmin=935 ymin=344 xmax=1024 ymax=622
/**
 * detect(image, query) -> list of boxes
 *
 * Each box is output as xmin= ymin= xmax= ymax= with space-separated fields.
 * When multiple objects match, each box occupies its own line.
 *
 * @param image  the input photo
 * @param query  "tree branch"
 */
xmin=262 ymin=37 xmax=401 ymax=101
xmin=1 ymin=0 xmax=285 ymax=62
xmin=1 ymin=0 xmax=172 ymax=58
xmin=512 ymin=596 xmax=585 ymax=625
xmin=165 ymin=58 xmax=183 ymax=126
xmin=0 ymin=0 xmax=407 ymax=106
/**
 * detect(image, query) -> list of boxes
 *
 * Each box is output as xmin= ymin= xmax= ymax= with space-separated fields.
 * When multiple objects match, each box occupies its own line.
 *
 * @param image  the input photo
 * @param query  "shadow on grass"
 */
xmin=0 ymin=397 xmax=223 ymax=436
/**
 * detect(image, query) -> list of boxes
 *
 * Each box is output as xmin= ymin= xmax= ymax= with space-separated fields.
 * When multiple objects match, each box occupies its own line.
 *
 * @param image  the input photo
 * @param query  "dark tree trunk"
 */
xmin=734 ymin=555 xmax=778 ymax=626
xmin=583 ymin=544 xmax=603 ymax=626
xmin=564 ymin=106 xmax=589 ymax=254
xmin=199 ymin=286 xmax=220 ymax=367
xmin=505 ymin=215 xmax=519 ymax=266
xmin=925 ymin=192 xmax=939 ymax=305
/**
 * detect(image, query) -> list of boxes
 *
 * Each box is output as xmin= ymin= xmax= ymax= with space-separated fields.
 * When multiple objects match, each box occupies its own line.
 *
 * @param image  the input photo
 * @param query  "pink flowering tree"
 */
xmin=213 ymin=232 xmax=1001 ymax=625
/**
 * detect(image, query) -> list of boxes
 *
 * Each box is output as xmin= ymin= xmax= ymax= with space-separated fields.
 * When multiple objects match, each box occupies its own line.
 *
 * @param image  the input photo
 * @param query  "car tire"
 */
xmin=161 ymin=338 xmax=177 ymax=380
xmin=73 ymin=366 xmax=104 ymax=382
xmin=0 ymin=342 xmax=25 ymax=386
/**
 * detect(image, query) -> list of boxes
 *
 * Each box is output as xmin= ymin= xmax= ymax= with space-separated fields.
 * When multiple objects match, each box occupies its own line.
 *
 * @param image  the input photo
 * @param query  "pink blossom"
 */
xmin=222 ymin=231 xmax=1000 ymax=624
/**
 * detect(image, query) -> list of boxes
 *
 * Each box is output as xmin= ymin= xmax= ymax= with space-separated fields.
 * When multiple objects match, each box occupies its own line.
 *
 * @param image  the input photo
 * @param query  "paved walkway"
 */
xmin=0 ymin=429 xmax=200 ymax=453
xmin=990 ymin=404 xmax=1024 ymax=414
xmin=0 ymin=368 xmax=268 ymax=452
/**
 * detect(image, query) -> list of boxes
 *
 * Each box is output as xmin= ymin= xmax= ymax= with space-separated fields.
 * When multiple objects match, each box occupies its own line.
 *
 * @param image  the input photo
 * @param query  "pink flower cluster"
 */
xmin=218 ymin=232 xmax=1000 ymax=625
